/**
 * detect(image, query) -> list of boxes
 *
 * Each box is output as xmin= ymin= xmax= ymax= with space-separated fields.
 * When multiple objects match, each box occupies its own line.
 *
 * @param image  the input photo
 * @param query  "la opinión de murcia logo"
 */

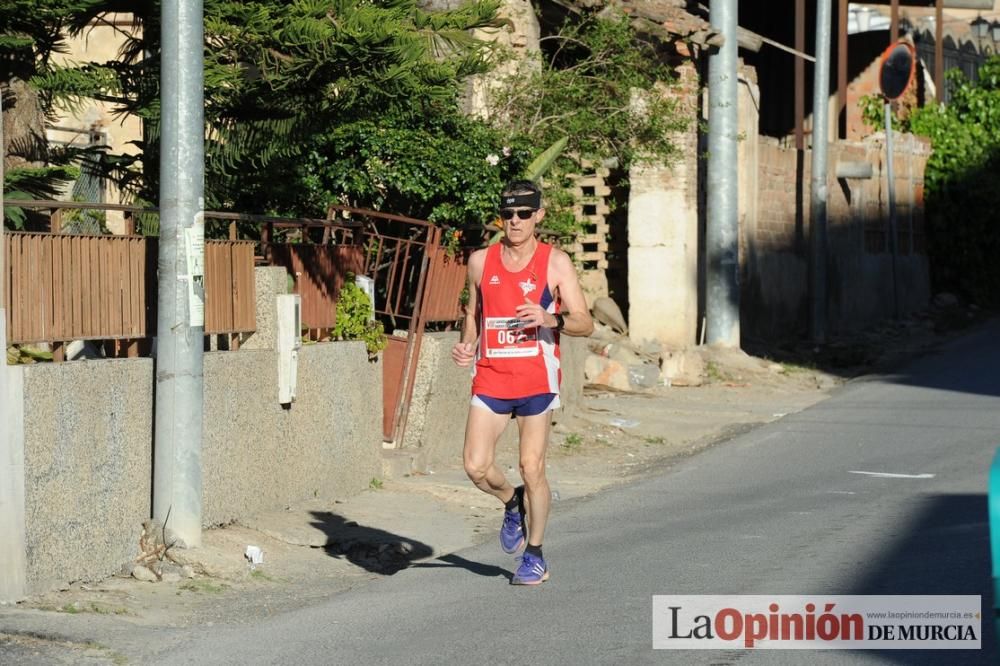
xmin=652 ymin=596 xmax=981 ymax=650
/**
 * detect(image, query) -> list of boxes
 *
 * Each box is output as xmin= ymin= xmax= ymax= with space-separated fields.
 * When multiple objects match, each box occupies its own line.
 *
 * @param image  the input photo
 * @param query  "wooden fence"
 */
xmin=3 ymin=232 xmax=256 ymax=348
xmin=269 ymin=245 xmax=365 ymax=330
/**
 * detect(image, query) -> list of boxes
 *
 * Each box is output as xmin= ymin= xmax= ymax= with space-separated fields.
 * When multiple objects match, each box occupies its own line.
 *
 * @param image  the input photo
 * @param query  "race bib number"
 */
xmin=484 ymin=317 xmax=539 ymax=358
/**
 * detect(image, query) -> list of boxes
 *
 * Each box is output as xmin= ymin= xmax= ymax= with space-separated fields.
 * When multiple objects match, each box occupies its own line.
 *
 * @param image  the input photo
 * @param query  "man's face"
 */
xmin=499 ymin=206 xmax=545 ymax=244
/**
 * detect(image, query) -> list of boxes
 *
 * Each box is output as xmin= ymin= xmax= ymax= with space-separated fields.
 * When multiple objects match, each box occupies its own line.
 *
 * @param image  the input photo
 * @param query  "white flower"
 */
xmin=485 ymin=153 xmax=500 ymax=166
xmin=501 ymin=146 xmax=511 ymax=157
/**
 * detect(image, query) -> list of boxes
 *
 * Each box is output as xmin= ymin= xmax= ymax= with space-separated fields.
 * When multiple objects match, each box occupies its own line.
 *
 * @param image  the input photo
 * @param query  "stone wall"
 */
xmin=202 ymin=343 xmax=381 ymax=526
xmin=10 ymin=262 xmax=384 ymax=594
xmin=18 ymin=359 xmax=154 ymax=594
xmin=401 ymin=332 xmax=588 ymax=470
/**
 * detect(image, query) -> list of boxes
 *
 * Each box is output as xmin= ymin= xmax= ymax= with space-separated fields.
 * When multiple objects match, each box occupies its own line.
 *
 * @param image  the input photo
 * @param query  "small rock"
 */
xmin=132 ymin=564 xmax=158 ymax=583
xmin=639 ymin=340 xmax=663 ymax=359
xmin=628 ymin=363 xmax=660 ymax=389
xmin=608 ymin=343 xmax=644 ymax=366
xmin=661 ymin=349 xmax=705 ymax=386
xmin=768 ymin=363 xmax=784 ymax=373
xmin=181 ymin=565 xmax=195 ymax=579
xmin=933 ymin=292 xmax=958 ymax=308
xmin=592 ymin=297 xmax=628 ymax=333
xmin=161 ymin=572 xmax=182 ymax=584
xmin=589 ymin=321 xmax=619 ymax=343
xmin=584 ymin=355 xmax=631 ymax=391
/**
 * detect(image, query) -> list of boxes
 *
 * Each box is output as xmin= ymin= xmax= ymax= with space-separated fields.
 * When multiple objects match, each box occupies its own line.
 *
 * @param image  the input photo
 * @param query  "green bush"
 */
xmin=333 ymin=277 xmax=386 ymax=359
xmin=862 ymin=58 xmax=1000 ymax=306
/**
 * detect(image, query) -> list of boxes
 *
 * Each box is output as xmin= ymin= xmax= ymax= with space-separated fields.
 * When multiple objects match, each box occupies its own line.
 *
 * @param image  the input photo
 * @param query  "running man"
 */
xmin=452 ymin=179 xmax=594 ymax=585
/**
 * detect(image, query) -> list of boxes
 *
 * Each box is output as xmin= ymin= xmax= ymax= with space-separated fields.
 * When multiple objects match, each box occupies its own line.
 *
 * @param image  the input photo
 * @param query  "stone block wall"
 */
xmin=11 ymin=265 xmax=384 ymax=595
xmin=19 ymin=359 xmax=154 ymax=594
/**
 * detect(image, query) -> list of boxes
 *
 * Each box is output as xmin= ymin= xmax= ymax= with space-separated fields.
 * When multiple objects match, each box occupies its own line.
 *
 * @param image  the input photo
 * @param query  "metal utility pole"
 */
xmin=810 ymin=0 xmax=833 ymax=344
xmin=153 ymin=0 xmax=205 ymax=547
xmin=705 ymin=0 xmax=740 ymax=347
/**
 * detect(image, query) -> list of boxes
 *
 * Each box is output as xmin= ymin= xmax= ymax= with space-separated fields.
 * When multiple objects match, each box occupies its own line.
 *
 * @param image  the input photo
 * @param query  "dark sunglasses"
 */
xmin=499 ymin=208 xmax=536 ymax=220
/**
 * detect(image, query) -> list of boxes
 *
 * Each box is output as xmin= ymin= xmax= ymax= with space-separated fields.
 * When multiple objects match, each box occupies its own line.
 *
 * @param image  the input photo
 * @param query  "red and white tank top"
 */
xmin=471 ymin=241 xmax=561 ymax=399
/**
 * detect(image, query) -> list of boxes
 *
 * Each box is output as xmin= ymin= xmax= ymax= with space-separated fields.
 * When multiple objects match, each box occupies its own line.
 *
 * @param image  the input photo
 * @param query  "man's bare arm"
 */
xmin=452 ymin=249 xmax=485 ymax=367
xmin=461 ymin=250 xmax=485 ymax=344
xmin=551 ymin=250 xmax=594 ymax=337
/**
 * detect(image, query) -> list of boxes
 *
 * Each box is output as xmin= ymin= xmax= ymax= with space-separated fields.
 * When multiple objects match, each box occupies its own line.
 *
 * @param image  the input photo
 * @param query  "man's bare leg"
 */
xmin=515 ymin=412 xmax=551 ymax=546
xmin=463 ymin=405 xmax=516 ymax=502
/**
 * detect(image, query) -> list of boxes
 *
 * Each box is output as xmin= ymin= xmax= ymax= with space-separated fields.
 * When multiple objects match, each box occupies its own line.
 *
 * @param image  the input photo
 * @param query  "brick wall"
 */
xmin=743 ymin=133 xmax=931 ymax=341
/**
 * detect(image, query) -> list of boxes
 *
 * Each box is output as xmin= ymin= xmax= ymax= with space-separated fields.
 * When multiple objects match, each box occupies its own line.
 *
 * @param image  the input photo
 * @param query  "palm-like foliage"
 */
xmin=1 ymin=1 xmax=96 ymax=227
xmin=36 ymin=0 xmax=506 ymax=210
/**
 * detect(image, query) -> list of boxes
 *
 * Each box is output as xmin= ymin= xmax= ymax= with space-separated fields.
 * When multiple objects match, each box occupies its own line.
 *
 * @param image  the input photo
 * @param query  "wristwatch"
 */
xmin=552 ymin=313 xmax=565 ymax=331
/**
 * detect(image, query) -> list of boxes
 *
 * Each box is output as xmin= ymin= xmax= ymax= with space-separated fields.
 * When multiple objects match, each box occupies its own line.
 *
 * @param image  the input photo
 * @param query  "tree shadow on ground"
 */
xmin=309 ymin=511 xmax=509 ymax=580
xmin=309 ymin=510 xmax=433 ymax=575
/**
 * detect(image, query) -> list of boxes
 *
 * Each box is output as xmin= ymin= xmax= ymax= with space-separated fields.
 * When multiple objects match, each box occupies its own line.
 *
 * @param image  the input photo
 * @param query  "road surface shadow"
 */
xmin=411 ymin=553 xmax=513 ymax=582
xmin=844 ymin=493 xmax=994 ymax=664
xmin=309 ymin=510 xmax=433 ymax=575
xmin=309 ymin=511 xmax=512 ymax=580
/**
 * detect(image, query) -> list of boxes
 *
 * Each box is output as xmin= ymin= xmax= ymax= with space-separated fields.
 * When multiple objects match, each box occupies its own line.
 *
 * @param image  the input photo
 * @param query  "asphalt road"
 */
xmin=150 ymin=320 xmax=1000 ymax=664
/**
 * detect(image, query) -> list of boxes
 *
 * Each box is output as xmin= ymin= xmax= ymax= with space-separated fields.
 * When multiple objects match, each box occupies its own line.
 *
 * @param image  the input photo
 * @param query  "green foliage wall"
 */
xmin=909 ymin=59 xmax=1000 ymax=306
xmin=10 ymin=2 xmax=684 ymax=241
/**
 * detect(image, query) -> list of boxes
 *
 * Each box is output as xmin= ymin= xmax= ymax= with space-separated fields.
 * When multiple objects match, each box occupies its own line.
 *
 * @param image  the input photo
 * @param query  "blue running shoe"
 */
xmin=499 ymin=505 xmax=525 ymax=554
xmin=511 ymin=552 xmax=549 ymax=585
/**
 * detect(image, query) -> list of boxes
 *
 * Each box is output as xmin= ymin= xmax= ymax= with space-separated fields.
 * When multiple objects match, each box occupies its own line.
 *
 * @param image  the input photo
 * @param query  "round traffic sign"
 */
xmin=879 ymin=41 xmax=916 ymax=101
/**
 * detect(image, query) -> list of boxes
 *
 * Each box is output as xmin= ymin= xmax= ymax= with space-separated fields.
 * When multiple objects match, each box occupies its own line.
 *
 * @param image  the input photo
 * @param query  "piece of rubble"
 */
xmin=132 ymin=564 xmax=158 ymax=583
xmin=584 ymin=354 xmax=632 ymax=392
xmin=628 ymin=363 xmax=661 ymax=389
xmin=592 ymin=297 xmax=628 ymax=333
xmin=661 ymin=349 xmax=705 ymax=387
xmin=608 ymin=343 xmax=645 ymax=367
xmin=932 ymin=292 xmax=958 ymax=308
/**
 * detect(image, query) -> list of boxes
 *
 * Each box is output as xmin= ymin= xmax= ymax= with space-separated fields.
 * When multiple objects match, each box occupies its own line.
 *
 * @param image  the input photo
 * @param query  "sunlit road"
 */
xmin=158 ymin=321 xmax=1000 ymax=664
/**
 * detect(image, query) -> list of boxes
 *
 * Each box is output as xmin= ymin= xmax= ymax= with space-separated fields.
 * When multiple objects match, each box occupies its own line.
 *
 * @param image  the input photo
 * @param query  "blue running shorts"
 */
xmin=471 ymin=393 xmax=561 ymax=417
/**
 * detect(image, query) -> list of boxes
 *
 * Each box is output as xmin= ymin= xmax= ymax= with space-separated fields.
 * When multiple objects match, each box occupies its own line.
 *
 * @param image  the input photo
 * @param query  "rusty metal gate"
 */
xmin=326 ymin=206 xmax=468 ymax=443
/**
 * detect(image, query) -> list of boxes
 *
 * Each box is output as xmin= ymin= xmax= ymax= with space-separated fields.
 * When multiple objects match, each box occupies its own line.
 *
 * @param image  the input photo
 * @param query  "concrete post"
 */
xmin=627 ymin=65 xmax=700 ymax=349
xmin=1 ymin=82 xmax=28 ymax=604
xmin=153 ymin=0 xmax=205 ymax=546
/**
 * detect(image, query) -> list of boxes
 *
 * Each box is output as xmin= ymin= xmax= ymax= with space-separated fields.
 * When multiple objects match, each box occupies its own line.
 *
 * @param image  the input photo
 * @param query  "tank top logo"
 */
xmin=519 ymin=280 xmax=536 ymax=296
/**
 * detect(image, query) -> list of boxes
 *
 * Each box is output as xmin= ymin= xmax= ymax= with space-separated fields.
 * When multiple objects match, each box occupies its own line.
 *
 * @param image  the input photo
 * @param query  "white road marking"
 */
xmin=848 ymin=470 xmax=935 ymax=479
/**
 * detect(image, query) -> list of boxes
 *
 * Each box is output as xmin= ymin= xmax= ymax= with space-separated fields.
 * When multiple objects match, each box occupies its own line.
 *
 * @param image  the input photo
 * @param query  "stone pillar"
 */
xmin=0 ymin=364 xmax=27 ymax=603
xmin=240 ymin=266 xmax=288 ymax=351
xmin=627 ymin=63 xmax=700 ymax=349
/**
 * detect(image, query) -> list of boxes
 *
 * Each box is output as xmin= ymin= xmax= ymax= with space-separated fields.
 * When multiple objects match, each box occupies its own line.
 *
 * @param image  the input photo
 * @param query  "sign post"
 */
xmin=878 ymin=41 xmax=916 ymax=319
